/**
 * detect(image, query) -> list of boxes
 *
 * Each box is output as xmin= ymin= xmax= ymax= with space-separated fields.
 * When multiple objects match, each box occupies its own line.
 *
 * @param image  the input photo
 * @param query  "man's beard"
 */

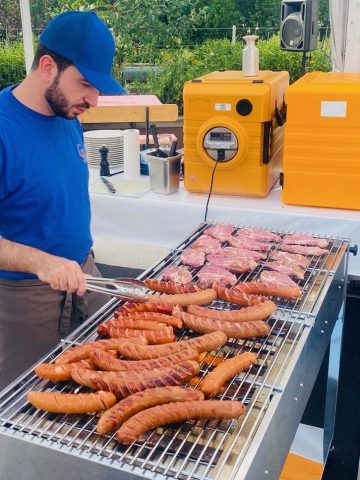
xmin=44 ymin=72 xmax=88 ymax=119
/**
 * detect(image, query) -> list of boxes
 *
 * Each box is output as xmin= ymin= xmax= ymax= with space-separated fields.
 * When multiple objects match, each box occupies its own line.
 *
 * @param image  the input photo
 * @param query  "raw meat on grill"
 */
xmin=162 ymin=266 xmax=193 ymax=285
xmin=282 ymin=234 xmax=329 ymax=248
xmin=190 ymin=235 xmax=222 ymax=254
xmin=206 ymin=251 xmax=257 ymax=273
xmin=269 ymin=250 xmax=311 ymax=269
xmin=264 ymin=261 xmax=305 ymax=280
xmin=279 ymin=244 xmax=328 ymax=257
xmin=259 ymin=271 xmax=299 ymax=288
xmin=235 ymin=227 xmax=281 ymax=243
xmin=204 ymin=223 xmax=234 ymax=242
xmin=180 ymin=249 xmax=206 ymax=268
xmin=222 ymin=247 xmax=267 ymax=261
xmin=227 ymin=236 xmax=272 ymax=252
xmin=197 ymin=265 xmax=237 ymax=288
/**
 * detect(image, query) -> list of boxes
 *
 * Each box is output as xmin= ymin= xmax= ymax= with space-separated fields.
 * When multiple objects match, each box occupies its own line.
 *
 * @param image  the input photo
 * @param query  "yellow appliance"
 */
xmin=183 ymin=70 xmax=289 ymax=196
xmin=282 ymin=72 xmax=360 ymax=210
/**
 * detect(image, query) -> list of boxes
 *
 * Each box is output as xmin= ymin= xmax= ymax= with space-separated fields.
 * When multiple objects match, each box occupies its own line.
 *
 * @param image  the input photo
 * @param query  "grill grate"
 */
xmin=0 ymin=223 xmax=349 ymax=480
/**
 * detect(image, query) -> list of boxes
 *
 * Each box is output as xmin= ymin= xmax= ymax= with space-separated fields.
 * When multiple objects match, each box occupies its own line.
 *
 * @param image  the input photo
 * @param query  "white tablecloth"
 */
xmin=89 ymin=170 xmax=360 ymax=275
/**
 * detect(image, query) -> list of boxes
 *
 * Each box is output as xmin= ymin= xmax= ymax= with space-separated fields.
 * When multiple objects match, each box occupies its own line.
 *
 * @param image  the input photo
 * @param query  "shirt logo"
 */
xmin=78 ymin=144 xmax=88 ymax=164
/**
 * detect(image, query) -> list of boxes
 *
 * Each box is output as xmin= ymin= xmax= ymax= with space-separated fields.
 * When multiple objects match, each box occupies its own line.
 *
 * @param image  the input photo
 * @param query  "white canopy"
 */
xmin=330 ymin=0 xmax=360 ymax=72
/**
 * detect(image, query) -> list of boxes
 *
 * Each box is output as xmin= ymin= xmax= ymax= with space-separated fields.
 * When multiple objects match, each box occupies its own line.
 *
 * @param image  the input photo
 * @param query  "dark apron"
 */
xmin=0 ymin=251 xmax=107 ymax=390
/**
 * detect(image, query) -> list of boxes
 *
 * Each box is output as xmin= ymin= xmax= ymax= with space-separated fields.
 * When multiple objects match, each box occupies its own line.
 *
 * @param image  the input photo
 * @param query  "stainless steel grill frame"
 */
xmin=0 ymin=223 xmax=350 ymax=480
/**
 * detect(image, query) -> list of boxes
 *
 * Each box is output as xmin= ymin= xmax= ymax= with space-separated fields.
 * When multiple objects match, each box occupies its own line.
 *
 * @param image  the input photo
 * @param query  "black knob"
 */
xmin=349 ymin=244 xmax=358 ymax=256
xmin=236 ymin=99 xmax=253 ymax=116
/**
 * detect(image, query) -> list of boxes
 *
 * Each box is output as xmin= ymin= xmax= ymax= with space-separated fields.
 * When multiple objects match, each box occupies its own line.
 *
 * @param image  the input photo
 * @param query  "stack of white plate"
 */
xmin=84 ymin=130 xmax=124 ymax=167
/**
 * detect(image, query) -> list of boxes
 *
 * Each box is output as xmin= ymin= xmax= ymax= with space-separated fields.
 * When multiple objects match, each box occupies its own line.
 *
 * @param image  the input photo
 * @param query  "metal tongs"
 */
xmin=85 ymin=275 xmax=149 ymax=303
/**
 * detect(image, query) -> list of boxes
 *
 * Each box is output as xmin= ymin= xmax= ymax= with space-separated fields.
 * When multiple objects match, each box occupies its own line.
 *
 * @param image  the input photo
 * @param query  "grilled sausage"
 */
xmin=148 ymin=289 xmax=217 ymax=306
xmin=90 ymin=348 xmax=199 ymax=372
xmin=118 ymin=331 xmax=228 ymax=360
xmin=97 ymin=318 xmax=167 ymax=336
xmin=115 ymin=301 xmax=174 ymax=315
xmin=35 ymin=359 xmax=94 ymax=382
xmin=114 ymin=312 xmax=183 ymax=329
xmin=116 ymin=400 xmax=245 ymax=444
xmin=187 ymin=301 xmax=277 ymax=323
xmin=106 ymin=326 xmax=175 ymax=345
xmin=215 ymin=286 xmax=267 ymax=306
xmin=27 ymin=390 xmax=117 ymax=414
xmin=179 ymin=312 xmax=271 ymax=339
xmin=200 ymin=352 xmax=257 ymax=396
xmin=97 ymin=386 xmax=204 ymax=435
xmin=55 ymin=337 xmax=147 ymax=365
xmin=71 ymin=360 xmax=200 ymax=398
xmin=145 ymin=279 xmax=200 ymax=294
xmin=234 ymin=282 xmax=301 ymax=300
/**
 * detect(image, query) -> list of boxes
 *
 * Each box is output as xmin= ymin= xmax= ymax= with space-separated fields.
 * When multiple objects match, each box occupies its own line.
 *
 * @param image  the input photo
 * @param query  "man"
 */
xmin=0 ymin=11 xmax=126 ymax=390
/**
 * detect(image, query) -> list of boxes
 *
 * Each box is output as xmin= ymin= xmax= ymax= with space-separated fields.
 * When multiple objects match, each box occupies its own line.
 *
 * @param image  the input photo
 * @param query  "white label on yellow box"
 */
xmin=320 ymin=101 xmax=347 ymax=117
xmin=215 ymin=103 xmax=231 ymax=111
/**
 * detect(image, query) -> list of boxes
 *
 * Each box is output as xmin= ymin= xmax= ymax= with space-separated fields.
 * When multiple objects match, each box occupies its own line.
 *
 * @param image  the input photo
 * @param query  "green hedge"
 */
xmin=134 ymin=34 xmax=332 ymax=112
xmin=0 ymin=41 xmax=26 ymax=90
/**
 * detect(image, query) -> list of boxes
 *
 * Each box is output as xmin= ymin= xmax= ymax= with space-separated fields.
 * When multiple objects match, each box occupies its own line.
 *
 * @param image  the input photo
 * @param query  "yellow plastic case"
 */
xmin=282 ymin=72 xmax=360 ymax=210
xmin=183 ymin=70 xmax=289 ymax=196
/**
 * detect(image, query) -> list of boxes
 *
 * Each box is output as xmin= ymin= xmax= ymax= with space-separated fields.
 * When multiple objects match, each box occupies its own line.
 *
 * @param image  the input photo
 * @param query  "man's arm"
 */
xmin=0 ymin=238 xmax=87 ymax=294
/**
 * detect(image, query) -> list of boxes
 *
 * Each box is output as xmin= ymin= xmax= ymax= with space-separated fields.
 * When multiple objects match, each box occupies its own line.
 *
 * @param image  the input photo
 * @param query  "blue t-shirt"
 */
xmin=0 ymin=86 xmax=92 ymax=279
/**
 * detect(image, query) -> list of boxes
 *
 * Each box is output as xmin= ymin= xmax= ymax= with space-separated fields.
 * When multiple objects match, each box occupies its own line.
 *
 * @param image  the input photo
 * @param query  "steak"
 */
xmin=264 ymin=261 xmax=304 ymax=280
xmin=283 ymin=234 xmax=329 ymax=248
xmin=235 ymin=227 xmax=281 ymax=243
xmin=270 ymin=250 xmax=311 ymax=269
xmin=204 ymin=223 xmax=234 ymax=242
xmin=162 ymin=266 xmax=193 ymax=284
xmin=206 ymin=251 xmax=258 ymax=273
xmin=279 ymin=244 xmax=328 ymax=257
xmin=180 ymin=249 xmax=206 ymax=268
xmin=190 ymin=235 xmax=222 ymax=254
xmin=227 ymin=236 xmax=272 ymax=252
xmin=260 ymin=271 xmax=299 ymax=287
xmin=222 ymin=247 xmax=267 ymax=261
xmin=197 ymin=265 xmax=237 ymax=288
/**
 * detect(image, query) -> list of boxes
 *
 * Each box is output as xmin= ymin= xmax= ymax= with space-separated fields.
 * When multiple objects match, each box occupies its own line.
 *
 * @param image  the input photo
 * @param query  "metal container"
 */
xmin=0 ymin=224 xmax=352 ymax=480
xmin=145 ymin=149 xmax=181 ymax=194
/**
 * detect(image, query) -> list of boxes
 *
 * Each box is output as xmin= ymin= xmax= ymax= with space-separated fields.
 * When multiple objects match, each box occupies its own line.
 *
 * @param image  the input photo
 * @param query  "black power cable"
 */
xmin=204 ymin=156 xmax=221 ymax=222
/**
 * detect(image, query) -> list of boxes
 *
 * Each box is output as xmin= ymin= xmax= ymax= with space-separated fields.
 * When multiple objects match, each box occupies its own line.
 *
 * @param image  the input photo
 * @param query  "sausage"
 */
xmin=71 ymin=360 xmax=200 ymax=398
xmin=145 ymin=279 xmax=200 ymax=294
xmin=55 ymin=337 xmax=147 ymax=365
xmin=90 ymin=347 xmax=199 ymax=372
xmin=27 ymin=390 xmax=117 ymax=414
xmin=35 ymin=359 xmax=93 ymax=382
xmin=234 ymin=282 xmax=301 ymax=300
xmin=148 ymin=289 xmax=217 ymax=306
xmin=114 ymin=312 xmax=183 ymax=329
xmin=179 ymin=312 xmax=271 ymax=339
xmin=97 ymin=386 xmax=204 ymax=435
xmin=200 ymin=352 xmax=257 ymax=396
xmin=115 ymin=301 xmax=174 ymax=315
xmin=215 ymin=286 xmax=267 ymax=306
xmin=116 ymin=400 xmax=245 ymax=444
xmin=118 ymin=331 xmax=228 ymax=360
xmin=97 ymin=318 xmax=167 ymax=336
xmin=106 ymin=326 xmax=175 ymax=345
xmin=187 ymin=301 xmax=277 ymax=323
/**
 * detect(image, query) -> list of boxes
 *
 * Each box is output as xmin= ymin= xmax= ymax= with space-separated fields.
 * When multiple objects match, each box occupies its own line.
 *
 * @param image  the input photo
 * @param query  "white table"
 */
xmin=89 ymin=170 xmax=360 ymax=275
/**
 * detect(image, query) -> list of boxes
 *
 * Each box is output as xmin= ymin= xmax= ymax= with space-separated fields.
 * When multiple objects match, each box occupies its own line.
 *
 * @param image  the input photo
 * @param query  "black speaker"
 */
xmin=280 ymin=0 xmax=318 ymax=52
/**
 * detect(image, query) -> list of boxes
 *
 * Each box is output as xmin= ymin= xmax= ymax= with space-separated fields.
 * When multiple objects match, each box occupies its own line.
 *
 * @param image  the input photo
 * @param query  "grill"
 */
xmin=0 ymin=223 xmax=351 ymax=480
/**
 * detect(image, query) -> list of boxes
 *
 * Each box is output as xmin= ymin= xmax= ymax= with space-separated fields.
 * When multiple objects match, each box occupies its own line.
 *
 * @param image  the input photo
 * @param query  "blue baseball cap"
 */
xmin=39 ymin=11 xmax=126 ymax=94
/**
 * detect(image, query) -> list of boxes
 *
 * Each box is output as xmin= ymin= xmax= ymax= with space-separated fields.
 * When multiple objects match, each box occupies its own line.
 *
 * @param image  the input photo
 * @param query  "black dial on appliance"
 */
xmin=236 ymin=99 xmax=253 ymax=116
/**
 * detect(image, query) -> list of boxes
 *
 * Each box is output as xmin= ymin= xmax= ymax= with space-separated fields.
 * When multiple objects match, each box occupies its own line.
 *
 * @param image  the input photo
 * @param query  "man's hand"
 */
xmin=0 ymin=238 xmax=87 ymax=295
xmin=36 ymin=256 xmax=87 ymax=295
